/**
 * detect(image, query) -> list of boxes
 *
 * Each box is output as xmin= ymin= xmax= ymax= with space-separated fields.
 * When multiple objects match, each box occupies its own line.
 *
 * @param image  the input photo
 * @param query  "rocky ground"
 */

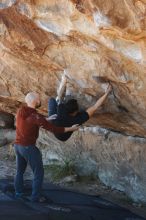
xmin=0 ymin=144 xmax=145 ymax=219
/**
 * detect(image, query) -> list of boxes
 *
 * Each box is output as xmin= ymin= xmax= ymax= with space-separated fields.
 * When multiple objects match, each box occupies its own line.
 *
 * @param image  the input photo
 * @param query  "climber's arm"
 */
xmin=86 ymin=84 xmax=112 ymax=118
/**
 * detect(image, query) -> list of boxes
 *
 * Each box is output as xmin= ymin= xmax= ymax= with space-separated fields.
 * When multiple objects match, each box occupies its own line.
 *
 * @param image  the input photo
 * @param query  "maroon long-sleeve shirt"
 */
xmin=15 ymin=106 xmax=65 ymax=146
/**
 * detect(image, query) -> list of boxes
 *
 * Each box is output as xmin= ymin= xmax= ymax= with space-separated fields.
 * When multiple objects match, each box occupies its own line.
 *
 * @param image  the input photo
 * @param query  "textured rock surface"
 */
xmin=38 ymin=127 xmax=146 ymax=203
xmin=0 ymin=112 xmax=14 ymax=128
xmin=1 ymin=0 xmax=146 ymax=203
xmin=0 ymin=0 xmax=146 ymax=136
xmin=0 ymin=129 xmax=15 ymax=145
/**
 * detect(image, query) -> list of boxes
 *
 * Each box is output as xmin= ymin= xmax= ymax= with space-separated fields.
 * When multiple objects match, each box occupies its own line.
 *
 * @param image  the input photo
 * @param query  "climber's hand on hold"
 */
xmin=86 ymin=84 xmax=112 ymax=118
xmin=105 ymin=84 xmax=112 ymax=94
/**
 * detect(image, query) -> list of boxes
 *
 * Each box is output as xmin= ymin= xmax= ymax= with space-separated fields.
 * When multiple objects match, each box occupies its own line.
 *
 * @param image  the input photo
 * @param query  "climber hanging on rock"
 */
xmin=47 ymin=70 xmax=112 ymax=142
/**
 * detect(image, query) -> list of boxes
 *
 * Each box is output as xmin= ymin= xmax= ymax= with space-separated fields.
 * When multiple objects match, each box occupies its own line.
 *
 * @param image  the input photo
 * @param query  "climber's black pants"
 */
xmin=48 ymin=98 xmax=58 ymax=116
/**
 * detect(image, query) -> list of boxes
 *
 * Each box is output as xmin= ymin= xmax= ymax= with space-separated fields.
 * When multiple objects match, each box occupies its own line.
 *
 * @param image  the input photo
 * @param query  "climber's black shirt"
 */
xmin=52 ymin=103 xmax=89 ymax=141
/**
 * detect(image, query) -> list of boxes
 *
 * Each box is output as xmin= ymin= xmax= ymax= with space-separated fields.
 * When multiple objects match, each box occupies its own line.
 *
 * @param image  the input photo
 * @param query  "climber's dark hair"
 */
xmin=65 ymin=99 xmax=79 ymax=114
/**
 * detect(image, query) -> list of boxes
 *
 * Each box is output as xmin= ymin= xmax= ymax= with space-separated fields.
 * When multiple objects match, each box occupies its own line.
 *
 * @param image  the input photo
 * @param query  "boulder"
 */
xmin=0 ymin=0 xmax=146 ymax=136
xmin=1 ymin=0 xmax=146 ymax=203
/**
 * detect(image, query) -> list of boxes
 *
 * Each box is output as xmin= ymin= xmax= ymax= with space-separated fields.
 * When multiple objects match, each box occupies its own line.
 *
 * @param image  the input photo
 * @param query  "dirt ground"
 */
xmin=0 ymin=144 xmax=145 ymax=219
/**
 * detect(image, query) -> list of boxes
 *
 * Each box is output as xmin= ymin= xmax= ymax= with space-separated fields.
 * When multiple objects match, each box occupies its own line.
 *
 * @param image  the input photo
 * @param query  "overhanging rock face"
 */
xmin=0 ymin=0 xmax=146 ymax=203
xmin=0 ymin=0 xmax=146 ymax=137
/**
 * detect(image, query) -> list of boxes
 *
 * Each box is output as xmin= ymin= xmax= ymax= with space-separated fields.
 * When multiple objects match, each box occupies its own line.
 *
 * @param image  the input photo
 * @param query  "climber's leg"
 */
xmin=56 ymin=71 xmax=67 ymax=103
xmin=48 ymin=98 xmax=57 ymax=116
xmin=48 ymin=71 xmax=67 ymax=117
